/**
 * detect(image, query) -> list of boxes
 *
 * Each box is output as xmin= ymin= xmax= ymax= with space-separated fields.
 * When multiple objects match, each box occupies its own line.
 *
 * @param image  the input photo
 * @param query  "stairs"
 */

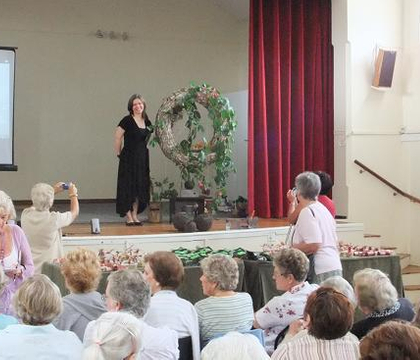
xmin=402 ymin=263 xmax=420 ymax=305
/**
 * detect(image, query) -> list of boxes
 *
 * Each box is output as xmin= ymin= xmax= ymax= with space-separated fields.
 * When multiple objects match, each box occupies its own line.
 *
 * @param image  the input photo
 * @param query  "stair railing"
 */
xmin=354 ymin=159 xmax=420 ymax=204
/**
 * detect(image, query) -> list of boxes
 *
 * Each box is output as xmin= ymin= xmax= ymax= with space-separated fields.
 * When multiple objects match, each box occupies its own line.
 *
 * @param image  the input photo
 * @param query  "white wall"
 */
xmin=0 ymin=0 xmax=248 ymax=200
xmin=333 ymin=0 xmax=420 ymax=258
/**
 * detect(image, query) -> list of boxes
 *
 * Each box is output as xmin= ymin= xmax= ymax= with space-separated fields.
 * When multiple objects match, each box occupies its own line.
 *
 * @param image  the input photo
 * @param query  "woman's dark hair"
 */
xmin=127 ymin=94 xmax=150 ymax=122
xmin=144 ymin=251 xmax=184 ymax=290
xmin=314 ymin=171 xmax=333 ymax=195
xmin=360 ymin=320 xmax=420 ymax=360
xmin=304 ymin=287 xmax=354 ymax=340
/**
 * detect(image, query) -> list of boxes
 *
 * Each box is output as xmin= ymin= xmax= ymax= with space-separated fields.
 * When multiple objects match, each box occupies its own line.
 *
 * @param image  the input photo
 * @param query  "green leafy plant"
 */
xmin=151 ymin=83 xmax=237 ymax=195
xmin=150 ymin=177 xmax=178 ymax=202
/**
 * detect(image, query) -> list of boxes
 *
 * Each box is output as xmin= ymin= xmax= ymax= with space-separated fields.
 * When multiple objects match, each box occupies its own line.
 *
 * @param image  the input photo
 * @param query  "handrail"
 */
xmin=354 ymin=159 xmax=420 ymax=204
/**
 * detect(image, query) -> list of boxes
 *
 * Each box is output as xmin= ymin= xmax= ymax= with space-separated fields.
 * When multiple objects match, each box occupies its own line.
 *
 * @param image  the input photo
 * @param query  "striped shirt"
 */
xmin=271 ymin=330 xmax=360 ymax=360
xmin=195 ymin=292 xmax=254 ymax=343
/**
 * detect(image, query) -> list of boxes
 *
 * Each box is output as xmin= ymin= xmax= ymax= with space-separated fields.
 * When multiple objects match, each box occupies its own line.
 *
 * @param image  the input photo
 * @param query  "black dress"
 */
xmin=116 ymin=115 xmax=152 ymax=217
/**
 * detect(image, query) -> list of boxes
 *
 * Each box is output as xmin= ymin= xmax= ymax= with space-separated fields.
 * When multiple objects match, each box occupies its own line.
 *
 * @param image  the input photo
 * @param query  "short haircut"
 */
xmin=353 ymin=268 xmax=398 ymax=312
xmin=273 ymin=248 xmax=309 ymax=282
xmin=314 ymin=171 xmax=333 ymax=195
xmin=31 ymin=183 xmax=54 ymax=211
xmin=295 ymin=172 xmax=321 ymax=200
xmin=144 ymin=251 xmax=184 ymax=290
xmin=13 ymin=274 xmax=62 ymax=325
xmin=0 ymin=190 xmax=16 ymax=219
xmin=107 ymin=270 xmax=150 ymax=318
xmin=321 ymin=276 xmax=357 ymax=308
xmin=201 ymin=331 xmax=270 ymax=360
xmin=200 ymin=254 xmax=239 ymax=291
xmin=61 ymin=248 xmax=101 ymax=293
xmin=304 ymin=286 xmax=354 ymax=340
xmin=82 ymin=311 xmax=142 ymax=360
xmin=360 ymin=320 xmax=420 ymax=360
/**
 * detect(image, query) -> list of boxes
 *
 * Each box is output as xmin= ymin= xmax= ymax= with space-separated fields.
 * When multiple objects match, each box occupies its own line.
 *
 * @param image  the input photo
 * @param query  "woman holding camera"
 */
xmin=21 ymin=182 xmax=79 ymax=273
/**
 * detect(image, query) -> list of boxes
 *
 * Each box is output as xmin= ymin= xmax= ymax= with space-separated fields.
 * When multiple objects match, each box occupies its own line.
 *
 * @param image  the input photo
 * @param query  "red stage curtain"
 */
xmin=248 ymin=0 xmax=334 ymax=218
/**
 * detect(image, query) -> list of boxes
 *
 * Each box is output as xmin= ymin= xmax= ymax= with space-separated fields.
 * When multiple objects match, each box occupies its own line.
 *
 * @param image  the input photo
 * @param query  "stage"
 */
xmin=61 ymin=218 xmax=367 ymax=254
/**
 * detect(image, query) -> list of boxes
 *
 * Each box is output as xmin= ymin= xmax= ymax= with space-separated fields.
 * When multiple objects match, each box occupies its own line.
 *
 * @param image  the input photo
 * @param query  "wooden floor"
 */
xmin=62 ymin=218 xmax=290 ymax=237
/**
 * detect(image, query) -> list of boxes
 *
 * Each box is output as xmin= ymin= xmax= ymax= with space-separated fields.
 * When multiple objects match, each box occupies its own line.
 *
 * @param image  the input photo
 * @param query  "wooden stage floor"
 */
xmin=62 ymin=218 xmax=290 ymax=237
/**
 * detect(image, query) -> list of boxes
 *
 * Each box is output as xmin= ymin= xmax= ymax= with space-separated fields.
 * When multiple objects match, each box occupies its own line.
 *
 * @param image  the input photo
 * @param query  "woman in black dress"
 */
xmin=114 ymin=94 xmax=152 ymax=225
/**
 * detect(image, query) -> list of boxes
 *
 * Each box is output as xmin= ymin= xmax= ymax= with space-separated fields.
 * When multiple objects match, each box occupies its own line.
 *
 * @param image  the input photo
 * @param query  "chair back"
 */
xmin=178 ymin=336 xmax=193 ymax=360
xmin=239 ymin=328 xmax=265 ymax=347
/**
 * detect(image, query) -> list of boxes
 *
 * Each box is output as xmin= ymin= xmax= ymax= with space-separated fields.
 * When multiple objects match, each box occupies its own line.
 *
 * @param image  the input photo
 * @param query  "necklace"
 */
xmin=0 ymin=230 xmax=5 ymax=267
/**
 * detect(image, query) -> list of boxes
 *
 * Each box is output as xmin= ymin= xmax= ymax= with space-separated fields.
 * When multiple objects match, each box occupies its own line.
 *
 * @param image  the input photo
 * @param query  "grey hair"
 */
xmin=321 ymin=276 xmax=357 ymax=308
xmin=201 ymin=332 xmax=270 ymax=360
xmin=82 ymin=311 xmax=142 ymax=360
xmin=353 ymin=268 xmax=398 ymax=312
xmin=31 ymin=183 xmax=54 ymax=211
xmin=0 ymin=266 xmax=7 ymax=294
xmin=107 ymin=270 xmax=151 ymax=318
xmin=200 ymin=254 xmax=239 ymax=291
xmin=0 ymin=190 xmax=16 ymax=220
xmin=13 ymin=274 xmax=63 ymax=325
xmin=295 ymin=171 xmax=321 ymax=200
xmin=274 ymin=248 xmax=309 ymax=282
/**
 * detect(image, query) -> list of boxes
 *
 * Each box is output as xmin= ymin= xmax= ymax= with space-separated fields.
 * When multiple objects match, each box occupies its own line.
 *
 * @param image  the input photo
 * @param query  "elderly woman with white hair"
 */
xmin=83 ymin=311 xmax=142 ymax=360
xmin=21 ymin=182 xmax=79 ymax=273
xmin=84 ymin=269 xmax=179 ymax=360
xmin=0 ymin=190 xmax=34 ymax=315
xmin=195 ymin=254 xmax=254 ymax=345
xmin=320 ymin=275 xmax=357 ymax=308
xmin=287 ymin=171 xmax=342 ymax=283
xmin=351 ymin=268 xmax=415 ymax=339
xmin=0 ymin=274 xmax=83 ymax=359
xmin=201 ymin=331 xmax=270 ymax=360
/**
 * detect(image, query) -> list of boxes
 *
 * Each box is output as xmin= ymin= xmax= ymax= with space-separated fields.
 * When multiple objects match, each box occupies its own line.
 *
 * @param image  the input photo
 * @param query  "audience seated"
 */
xmin=201 ymin=331 xmax=270 ymax=360
xmin=0 ymin=274 xmax=83 ymax=359
xmin=21 ymin=182 xmax=79 ymax=273
xmin=0 ymin=190 xmax=34 ymax=315
xmin=194 ymin=254 xmax=254 ymax=346
xmin=0 ymin=265 xmax=18 ymax=329
xmin=254 ymin=248 xmax=318 ymax=354
xmin=84 ymin=269 xmax=179 ymax=360
xmin=351 ymin=268 xmax=415 ymax=339
xmin=320 ymin=275 xmax=357 ymax=308
xmin=359 ymin=320 xmax=420 ymax=360
xmin=271 ymin=287 xmax=360 ymax=360
xmin=82 ymin=311 xmax=142 ymax=360
xmin=53 ymin=248 xmax=107 ymax=340
xmin=143 ymin=251 xmax=200 ymax=360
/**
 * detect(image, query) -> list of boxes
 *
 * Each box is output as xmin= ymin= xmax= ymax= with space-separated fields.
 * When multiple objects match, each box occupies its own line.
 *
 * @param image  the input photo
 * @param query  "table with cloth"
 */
xmin=42 ymin=254 xmax=403 ymax=308
xmin=41 ymin=261 xmax=245 ymax=304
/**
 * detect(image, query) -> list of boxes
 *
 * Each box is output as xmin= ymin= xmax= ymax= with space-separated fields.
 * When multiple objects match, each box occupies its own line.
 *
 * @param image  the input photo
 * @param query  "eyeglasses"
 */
xmin=273 ymin=269 xmax=290 ymax=278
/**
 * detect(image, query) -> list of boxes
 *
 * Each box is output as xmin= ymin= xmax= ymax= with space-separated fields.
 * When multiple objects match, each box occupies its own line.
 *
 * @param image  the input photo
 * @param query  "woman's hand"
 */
xmin=53 ymin=182 xmax=64 ymax=194
xmin=287 ymin=189 xmax=297 ymax=204
xmin=288 ymin=318 xmax=305 ymax=336
xmin=68 ymin=183 xmax=78 ymax=198
xmin=5 ymin=265 xmax=23 ymax=279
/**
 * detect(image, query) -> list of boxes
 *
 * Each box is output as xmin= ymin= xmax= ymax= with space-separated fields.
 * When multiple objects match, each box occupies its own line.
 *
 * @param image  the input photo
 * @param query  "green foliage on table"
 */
xmin=173 ymin=246 xmax=247 ymax=266
xmin=150 ymin=177 xmax=178 ymax=202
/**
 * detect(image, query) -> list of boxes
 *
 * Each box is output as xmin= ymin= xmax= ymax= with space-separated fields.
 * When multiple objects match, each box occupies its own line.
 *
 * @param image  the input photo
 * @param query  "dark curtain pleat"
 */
xmin=248 ymin=0 xmax=334 ymax=218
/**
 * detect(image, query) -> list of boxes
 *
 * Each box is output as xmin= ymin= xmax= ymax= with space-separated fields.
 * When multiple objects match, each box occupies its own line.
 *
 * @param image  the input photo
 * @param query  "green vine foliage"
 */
xmin=151 ymin=83 xmax=237 ymax=192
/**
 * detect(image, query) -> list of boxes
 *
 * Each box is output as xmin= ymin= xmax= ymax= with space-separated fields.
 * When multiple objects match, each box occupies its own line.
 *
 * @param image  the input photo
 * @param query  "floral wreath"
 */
xmin=151 ymin=83 xmax=237 ymax=189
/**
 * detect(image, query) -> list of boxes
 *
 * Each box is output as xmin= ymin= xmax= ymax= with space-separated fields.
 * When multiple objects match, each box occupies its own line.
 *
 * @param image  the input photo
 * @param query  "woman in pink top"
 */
xmin=0 ymin=190 xmax=34 ymax=315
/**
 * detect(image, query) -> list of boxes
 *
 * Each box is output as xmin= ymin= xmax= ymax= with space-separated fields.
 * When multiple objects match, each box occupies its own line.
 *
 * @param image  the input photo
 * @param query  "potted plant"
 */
xmin=149 ymin=177 xmax=178 ymax=223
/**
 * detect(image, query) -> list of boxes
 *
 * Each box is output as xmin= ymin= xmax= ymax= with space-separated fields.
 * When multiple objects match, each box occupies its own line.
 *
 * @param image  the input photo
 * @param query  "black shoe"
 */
xmin=126 ymin=222 xmax=135 ymax=226
xmin=134 ymin=221 xmax=144 ymax=226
